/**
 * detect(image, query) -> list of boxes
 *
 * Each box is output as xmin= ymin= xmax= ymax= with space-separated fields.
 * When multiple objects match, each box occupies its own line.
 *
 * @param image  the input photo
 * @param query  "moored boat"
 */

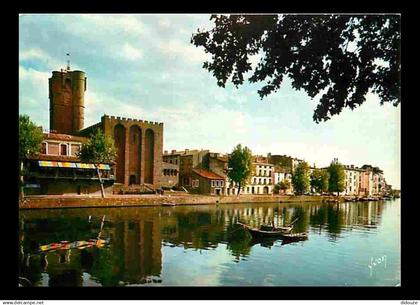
xmin=280 ymin=232 xmax=308 ymax=240
xmin=237 ymin=222 xmax=307 ymax=241
xmin=162 ymin=202 xmax=176 ymax=206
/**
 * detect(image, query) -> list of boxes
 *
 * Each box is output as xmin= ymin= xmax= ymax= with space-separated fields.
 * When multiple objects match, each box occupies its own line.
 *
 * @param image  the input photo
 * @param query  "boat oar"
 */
xmin=229 ymin=226 xmax=245 ymax=234
xmin=97 ymin=215 xmax=106 ymax=239
xmin=288 ymin=218 xmax=299 ymax=227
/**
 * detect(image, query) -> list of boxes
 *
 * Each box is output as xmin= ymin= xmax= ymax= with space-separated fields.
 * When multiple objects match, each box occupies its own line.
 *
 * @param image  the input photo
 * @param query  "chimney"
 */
xmin=164 ymin=150 xmax=168 ymax=154
xmin=171 ymin=150 xmax=176 ymax=154
xmin=185 ymin=149 xmax=189 ymax=154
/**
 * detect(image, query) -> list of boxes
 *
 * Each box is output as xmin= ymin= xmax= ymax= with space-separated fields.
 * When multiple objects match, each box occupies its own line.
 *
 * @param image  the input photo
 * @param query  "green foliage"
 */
xmin=279 ymin=179 xmax=291 ymax=192
xmin=19 ymin=115 xmax=43 ymax=160
xmin=228 ymin=144 xmax=253 ymax=194
xmin=327 ymin=160 xmax=346 ymax=194
xmin=291 ymin=161 xmax=310 ymax=195
xmin=191 ymin=15 xmax=400 ymax=123
xmin=77 ymin=129 xmax=117 ymax=165
xmin=310 ymin=169 xmax=330 ymax=194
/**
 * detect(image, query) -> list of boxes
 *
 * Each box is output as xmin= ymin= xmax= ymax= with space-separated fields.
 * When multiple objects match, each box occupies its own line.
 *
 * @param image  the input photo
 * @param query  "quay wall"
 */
xmin=19 ymin=194 xmax=344 ymax=210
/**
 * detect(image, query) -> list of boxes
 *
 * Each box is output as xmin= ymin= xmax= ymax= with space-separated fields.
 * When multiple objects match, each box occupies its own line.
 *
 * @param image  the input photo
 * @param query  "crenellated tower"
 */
xmin=49 ymin=68 xmax=86 ymax=134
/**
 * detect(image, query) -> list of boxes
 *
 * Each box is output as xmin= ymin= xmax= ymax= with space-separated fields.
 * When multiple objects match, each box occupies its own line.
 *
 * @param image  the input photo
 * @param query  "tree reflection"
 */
xmin=19 ymin=200 xmax=387 ymax=286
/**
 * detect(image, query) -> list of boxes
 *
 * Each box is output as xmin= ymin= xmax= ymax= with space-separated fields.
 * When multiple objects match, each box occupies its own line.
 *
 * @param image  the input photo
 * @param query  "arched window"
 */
xmin=129 ymin=175 xmax=137 ymax=185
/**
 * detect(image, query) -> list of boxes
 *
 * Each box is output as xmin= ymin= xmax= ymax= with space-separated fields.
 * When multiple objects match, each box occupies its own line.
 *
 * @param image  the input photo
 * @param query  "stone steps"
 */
xmin=114 ymin=183 xmax=156 ymax=195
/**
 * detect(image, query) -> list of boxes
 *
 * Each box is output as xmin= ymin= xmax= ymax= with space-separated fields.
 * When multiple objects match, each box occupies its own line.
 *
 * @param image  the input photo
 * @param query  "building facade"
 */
xmin=79 ymin=115 xmax=164 ymax=188
xmin=191 ymin=168 xmax=225 ymax=195
xmin=227 ymin=162 xmax=274 ymax=195
xmin=49 ymin=69 xmax=86 ymax=135
xmin=267 ymin=153 xmax=303 ymax=172
xmin=161 ymin=161 xmax=179 ymax=189
xmin=47 ymin=68 xmax=165 ymax=189
xmin=164 ymin=149 xmax=209 ymax=188
xmin=344 ymin=165 xmax=362 ymax=196
xmin=24 ymin=133 xmax=114 ymax=195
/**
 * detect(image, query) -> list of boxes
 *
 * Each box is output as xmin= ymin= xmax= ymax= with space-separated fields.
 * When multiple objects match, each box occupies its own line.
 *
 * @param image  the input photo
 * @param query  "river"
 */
xmin=19 ymin=199 xmax=400 ymax=286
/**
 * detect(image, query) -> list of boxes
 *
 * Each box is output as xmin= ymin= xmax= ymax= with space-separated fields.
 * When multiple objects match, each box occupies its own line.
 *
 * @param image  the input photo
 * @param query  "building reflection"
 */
xmin=19 ymin=200 xmax=387 ymax=286
xmin=111 ymin=219 xmax=162 ymax=284
xmin=19 ymin=213 xmax=162 ymax=286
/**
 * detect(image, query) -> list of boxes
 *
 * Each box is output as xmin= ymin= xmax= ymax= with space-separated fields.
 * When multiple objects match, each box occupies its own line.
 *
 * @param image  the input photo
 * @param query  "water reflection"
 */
xmin=19 ymin=200 xmax=390 ymax=286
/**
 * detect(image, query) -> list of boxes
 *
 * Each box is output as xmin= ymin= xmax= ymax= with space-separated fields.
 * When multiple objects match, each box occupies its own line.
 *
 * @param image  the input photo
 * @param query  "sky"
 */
xmin=19 ymin=14 xmax=401 ymax=188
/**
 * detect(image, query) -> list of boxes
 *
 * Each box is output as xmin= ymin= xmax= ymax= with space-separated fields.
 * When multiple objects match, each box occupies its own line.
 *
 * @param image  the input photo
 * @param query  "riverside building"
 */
xmin=24 ymin=66 xmax=165 ymax=195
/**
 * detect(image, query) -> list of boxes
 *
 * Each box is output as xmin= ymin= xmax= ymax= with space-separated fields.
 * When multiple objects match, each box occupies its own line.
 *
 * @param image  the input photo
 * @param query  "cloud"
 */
xmin=19 ymin=66 xmax=50 ymax=128
xmin=75 ymin=14 xmax=146 ymax=38
xmin=158 ymin=17 xmax=171 ymax=28
xmin=158 ymin=39 xmax=210 ymax=63
xmin=121 ymin=43 xmax=143 ymax=60
xmin=19 ymin=48 xmax=47 ymax=61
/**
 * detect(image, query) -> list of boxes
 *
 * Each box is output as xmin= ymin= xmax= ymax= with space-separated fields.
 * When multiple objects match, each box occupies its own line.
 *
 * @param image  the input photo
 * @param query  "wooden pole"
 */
xmin=96 ymin=165 xmax=105 ymax=198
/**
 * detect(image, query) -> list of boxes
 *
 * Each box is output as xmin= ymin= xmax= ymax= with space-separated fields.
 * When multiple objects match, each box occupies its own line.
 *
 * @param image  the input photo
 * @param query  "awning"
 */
xmin=75 ymin=163 xmax=95 ymax=169
xmin=38 ymin=161 xmax=111 ymax=170
xmin=97 ymin=164 xmax=111 ymax=170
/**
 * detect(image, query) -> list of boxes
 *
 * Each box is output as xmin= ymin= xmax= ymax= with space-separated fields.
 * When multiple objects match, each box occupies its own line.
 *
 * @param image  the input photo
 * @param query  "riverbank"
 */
xmin=19 ymin=193 xmax=350 ymax=209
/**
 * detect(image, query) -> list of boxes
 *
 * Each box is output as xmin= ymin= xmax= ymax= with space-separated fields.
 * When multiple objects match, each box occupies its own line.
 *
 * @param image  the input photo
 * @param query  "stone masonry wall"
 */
xmin=101 ymin=115 xmax=164 ymax=188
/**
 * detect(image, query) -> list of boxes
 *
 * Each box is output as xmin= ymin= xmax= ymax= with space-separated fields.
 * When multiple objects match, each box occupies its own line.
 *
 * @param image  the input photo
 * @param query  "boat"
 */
xmin=238 ymin=216 xmax=297 ymax=235
xmin=279 ymin=232 xmax=308 ymax=241
xmin=162 ymin=202 xmax=176 ymax=206
xmin=237 ymin=221 xmax=307 ymax=241
xmin=39 ymin=238 xmax=108 ymax=253
xmin=260 ymin=224 xmax=293 ymax=234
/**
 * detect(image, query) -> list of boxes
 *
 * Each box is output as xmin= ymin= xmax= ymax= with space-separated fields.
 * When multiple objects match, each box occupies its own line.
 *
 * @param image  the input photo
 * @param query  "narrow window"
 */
xmin=41 ymin=142 xmax=47 ymax=154
xmin=60 ymin=144 xmax=67 ymax=156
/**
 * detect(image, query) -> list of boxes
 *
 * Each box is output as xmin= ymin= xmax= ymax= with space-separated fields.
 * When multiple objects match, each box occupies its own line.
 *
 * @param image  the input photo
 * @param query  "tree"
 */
xmin=19 ymin=115 xmax=43 ymax=199
xmin=274 ymin=183 xmax=281 ymax=194
xmin=77 ymin=129 xmax=117 ymax=198
xmin=227 ymin=144 xmax=253 ymax=196
xmin=327 ymin=160 xmax=345 ymax=196
xmin=191 ymin=15 xmax=400 ymax=123
xmin=310 ymin=169 xmax=329 ymax=194
xmin=279 ymin=179 xmax=291 ymax=194
xmin=291 ymin=161 xmax=310 ymax=195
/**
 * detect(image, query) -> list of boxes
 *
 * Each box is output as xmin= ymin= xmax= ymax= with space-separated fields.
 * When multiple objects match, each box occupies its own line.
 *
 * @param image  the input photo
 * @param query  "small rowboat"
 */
xmin=279 ymin=232 xmax=308 ymax=240
xmin=39 ymin=238 xmax=109 ymax=252
xmin=238 ymin=222 xmax=308 ymax=241
xmin=238 ymin=222 xmax=286 ymax=238
xmin=162 ymin=202 xmax=176 ymax=206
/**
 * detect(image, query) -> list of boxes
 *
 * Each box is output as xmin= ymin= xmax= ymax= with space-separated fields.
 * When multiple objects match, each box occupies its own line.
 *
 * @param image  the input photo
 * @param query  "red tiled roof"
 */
xmin=43 ymin=133 xmax=88 ymax=143
xmin=192 ymin=168 xmax=224 ymax=180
